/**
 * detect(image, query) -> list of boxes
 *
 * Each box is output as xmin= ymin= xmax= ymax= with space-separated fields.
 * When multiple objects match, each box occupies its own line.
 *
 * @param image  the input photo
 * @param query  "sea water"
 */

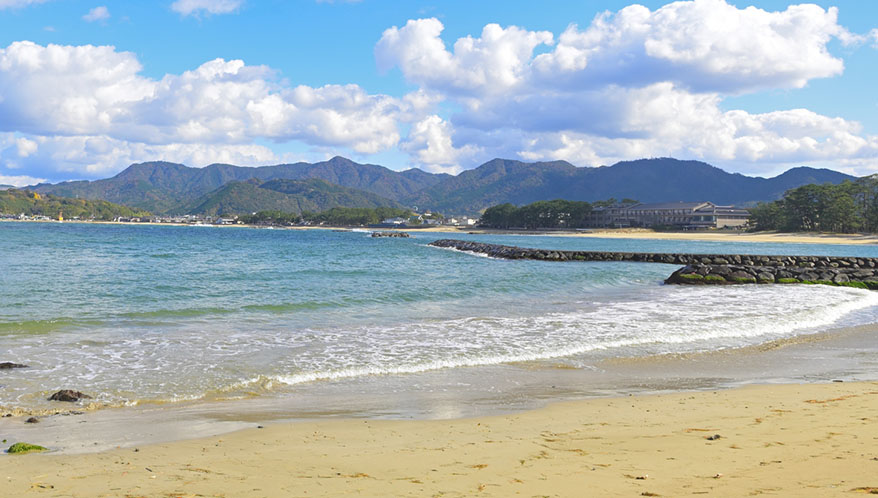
xmin=2 ymin=221 xmax=878 ymax=416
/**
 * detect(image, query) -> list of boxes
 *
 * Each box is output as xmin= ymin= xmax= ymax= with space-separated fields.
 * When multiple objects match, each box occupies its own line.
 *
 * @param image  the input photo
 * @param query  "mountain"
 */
xmin=402 ymin=158 xmax=856 ymax=213
xmin=34 ymin=156 xmax=447 ymax=214
xmin=0 ymin=184 xmax=14 ymax=190
xmin=33 ymin=156 xmax=856 ymax=215
xmin=180 ymin=178 xmax=401 ymax=216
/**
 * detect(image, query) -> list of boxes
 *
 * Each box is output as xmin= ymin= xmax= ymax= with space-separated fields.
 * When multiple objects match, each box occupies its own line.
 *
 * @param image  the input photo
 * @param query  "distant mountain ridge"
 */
xmin=35 ymin=156 xmax=447 ymax=214
xmin=33 ymin=157 xmax=856 ymax=215
xmin=180 ymin=178 xmax=401 ymax=216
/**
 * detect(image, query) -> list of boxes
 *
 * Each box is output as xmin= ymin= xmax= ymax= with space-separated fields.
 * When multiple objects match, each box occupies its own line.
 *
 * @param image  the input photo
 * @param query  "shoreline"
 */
xmin=5 ymin=218 xmax=878 ymax=245
xmin=3 ymin=380 xmax=877 ymax=497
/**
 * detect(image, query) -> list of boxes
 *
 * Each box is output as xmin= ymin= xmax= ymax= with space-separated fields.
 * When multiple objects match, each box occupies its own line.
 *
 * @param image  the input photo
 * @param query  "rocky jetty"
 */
xmin=429 ymin=239 xmax=878 ymax=288
xmin=372 ymin=231 xmax=411 ymax=238
xmin=665 ymin=264 xmax=878 ymax=288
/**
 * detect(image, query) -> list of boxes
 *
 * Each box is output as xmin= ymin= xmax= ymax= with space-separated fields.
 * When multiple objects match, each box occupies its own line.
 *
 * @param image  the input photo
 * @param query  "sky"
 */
xmin=0 ymin=0 xmax=877 ymax=186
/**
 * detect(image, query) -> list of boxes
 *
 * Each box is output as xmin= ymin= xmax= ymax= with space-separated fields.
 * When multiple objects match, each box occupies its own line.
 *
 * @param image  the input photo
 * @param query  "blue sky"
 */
xmin=0 ymin=0 xmax=876 ymax=185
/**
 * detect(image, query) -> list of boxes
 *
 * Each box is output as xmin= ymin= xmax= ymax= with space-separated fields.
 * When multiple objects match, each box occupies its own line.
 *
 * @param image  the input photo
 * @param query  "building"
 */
xmin=586 ymin=201 xmax=749 ymax=229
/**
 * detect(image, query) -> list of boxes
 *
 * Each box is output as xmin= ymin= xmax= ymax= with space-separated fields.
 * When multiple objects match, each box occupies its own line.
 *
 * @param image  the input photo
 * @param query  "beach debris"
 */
xmin=24 ymin=417 xmax=39 ymax=424
xmin=47 ymin=390 xmax=92 ymax=402
xmin=628 ymin=474 xmax=648 ymax=480
xmin=641 ymin=493 xmax=661 ymax=497
xmin=713 ymin=473 xmax=723 ymax=479
xmin=0 ymin=362 xmax=28 ymax=369
xmin=706 ymin=434 xmax=722 ymax=441
xmin=850 ymin=487 xmax=878 ymax=494
xmin=7 ymin=442 xmax=48 ymax=454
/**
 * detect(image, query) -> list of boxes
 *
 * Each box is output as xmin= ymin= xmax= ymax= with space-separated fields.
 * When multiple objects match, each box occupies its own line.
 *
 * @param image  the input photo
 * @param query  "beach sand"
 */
xmin=454 ymin=227 xmax=878 ymax=245
xmin=3 ymin=381 xmax=877 ymax=497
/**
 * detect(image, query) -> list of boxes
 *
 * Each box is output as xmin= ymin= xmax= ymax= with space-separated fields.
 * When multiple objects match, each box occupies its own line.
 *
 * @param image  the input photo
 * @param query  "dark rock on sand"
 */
xmin=0 ymin=362 xmax=28 ymax=369
xmin=25 ymin=417 xmax=39 ymax=424
xmin=48 ymin=390 xmax=92 ymax=402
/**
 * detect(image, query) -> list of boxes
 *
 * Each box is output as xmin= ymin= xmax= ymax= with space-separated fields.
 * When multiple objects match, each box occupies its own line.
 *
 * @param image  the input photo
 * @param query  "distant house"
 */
xmin=381 ymin=217 xmax=407 ymax=225
xmin=586 ymin=201 xmax=749 ymax=229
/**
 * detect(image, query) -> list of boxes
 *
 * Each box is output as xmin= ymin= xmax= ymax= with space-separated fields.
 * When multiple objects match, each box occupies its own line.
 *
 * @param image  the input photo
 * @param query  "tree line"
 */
xmin=749 ymin=178 xmax=878 ymax=233
xmin=239 ymin=207 xmax=414 ymax=226
xmin=480 ymin=198 xmax=637 ymax=229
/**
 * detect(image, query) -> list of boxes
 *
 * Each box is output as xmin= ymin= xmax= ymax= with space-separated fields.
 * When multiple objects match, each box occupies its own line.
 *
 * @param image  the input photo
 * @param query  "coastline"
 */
xmin=5 ymin=218 xmax=878 ymax=245
xmin=3 ymin=380 xmax=877 ymax=497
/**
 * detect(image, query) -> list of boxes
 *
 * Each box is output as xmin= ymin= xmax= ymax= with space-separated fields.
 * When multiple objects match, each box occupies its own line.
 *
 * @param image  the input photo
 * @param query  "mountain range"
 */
xmin=31 ymin=157 xmax=856 ymax=215
xmin=180 ymin=178 xmax=401 ymax=216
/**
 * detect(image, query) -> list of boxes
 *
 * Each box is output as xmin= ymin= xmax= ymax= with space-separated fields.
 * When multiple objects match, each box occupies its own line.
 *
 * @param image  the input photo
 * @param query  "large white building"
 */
xmin=586 ymin=201 xmax=750 ymax=229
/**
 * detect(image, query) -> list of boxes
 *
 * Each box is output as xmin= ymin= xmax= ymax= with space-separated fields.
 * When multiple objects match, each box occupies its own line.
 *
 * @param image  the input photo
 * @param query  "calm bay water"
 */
xmin=2 ymin=221 xmax=878 ymax=415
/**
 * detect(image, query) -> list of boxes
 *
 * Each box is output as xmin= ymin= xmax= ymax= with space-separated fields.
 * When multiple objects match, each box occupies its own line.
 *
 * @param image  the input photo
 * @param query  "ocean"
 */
xmin=3 ymin=222 xmax=878 ymax=421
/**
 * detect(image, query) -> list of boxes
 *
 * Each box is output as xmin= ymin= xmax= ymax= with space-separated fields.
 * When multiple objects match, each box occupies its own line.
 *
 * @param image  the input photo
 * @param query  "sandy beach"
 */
xmin=455 ymin=227 xmax=878 ymax=246
xmin=2 ymin=381 xmax=876 ymax=497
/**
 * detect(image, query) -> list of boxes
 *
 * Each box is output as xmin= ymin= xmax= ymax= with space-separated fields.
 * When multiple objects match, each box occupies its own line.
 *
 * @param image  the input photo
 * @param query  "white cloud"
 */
xmin=0 ymin=174 xmax=46 ymax=187
xmin=378 ymin=2 xmax=878 ymax=175
xmin=376 ymin=18 xmax=553 ymax=98
xmin=401 ymin=115 xmax=480 ymax=174
xmin=82 ymin=6 xmax=110 ymax=22
xmin=531 ymin=0 xmax=847 ymax=93
xmin=15 ymin=137 xmax=37 ymax=157
xmin=0 ymin=0 xmax=48 ymax=9
xmin=0 ymin=133 xmax=281 ymax=179
xmin=171 ymin=0 xmax=243 ymax=16
xmin=2 ymin=1 xmax=877 ymax=182
xmin=0 ymin=42 xmax=407 ymax=153
xmin=0 ymin=41 xmax=421 ymax=179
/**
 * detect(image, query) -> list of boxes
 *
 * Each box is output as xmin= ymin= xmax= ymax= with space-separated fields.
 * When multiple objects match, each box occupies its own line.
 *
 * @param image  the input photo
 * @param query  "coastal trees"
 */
xmin=480 ymin=199 xmax=593 ymax=229
xmin=749 ymin=180 xmax=872 ymax=233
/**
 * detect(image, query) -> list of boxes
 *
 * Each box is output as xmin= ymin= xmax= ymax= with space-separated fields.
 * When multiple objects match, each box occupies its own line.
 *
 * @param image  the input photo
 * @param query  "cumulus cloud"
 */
xmin=171 ymin=0 xmax=243 ymax=16
xmin=0 ymin=41 xmax=424 ymax=179
xmin=377 ymin=1 xmax=878 ymax=174
xmin=2 ymin=0 xmax=877 ymax=181
xmin=82 ymin=6 xmax=110 ymax=22
xmin=0 ymin=133 xmax=281 ymax=180
xmin=400 ymin=115 xmax=480 ymax=174
xmin=376 ymin=19 xmax=554 ymax=99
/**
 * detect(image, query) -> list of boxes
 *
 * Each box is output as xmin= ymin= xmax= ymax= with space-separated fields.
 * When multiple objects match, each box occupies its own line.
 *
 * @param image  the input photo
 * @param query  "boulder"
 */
xmin=371 ymin=231 xmax=411 ymax=238
xmin=0 ymin=362 xmax=28 ymax=369
xmin=48 ymin=390 xmax=92 ymax=402
xmin=756 ymin=272 xmax=776 ymax=283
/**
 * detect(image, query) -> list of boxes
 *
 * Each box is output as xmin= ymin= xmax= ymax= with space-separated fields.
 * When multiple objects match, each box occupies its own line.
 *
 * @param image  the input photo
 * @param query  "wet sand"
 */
xmin=2 ymin=380 xmax=877 ymax=497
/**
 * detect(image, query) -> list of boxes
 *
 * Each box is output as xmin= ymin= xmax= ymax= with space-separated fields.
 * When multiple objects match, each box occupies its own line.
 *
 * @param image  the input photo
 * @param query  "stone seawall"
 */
xmin=428 ymin=239 xmax=878 ymax=288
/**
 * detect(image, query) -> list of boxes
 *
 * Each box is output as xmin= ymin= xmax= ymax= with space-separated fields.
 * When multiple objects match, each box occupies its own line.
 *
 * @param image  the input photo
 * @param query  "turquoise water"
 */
xmin=2 ymin=221 xmax=878 ymax=414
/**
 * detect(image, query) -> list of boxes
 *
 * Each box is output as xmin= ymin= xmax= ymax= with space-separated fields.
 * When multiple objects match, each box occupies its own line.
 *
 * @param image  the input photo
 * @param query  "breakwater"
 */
xmin=428 ymin=239 xmax=878 ymax=288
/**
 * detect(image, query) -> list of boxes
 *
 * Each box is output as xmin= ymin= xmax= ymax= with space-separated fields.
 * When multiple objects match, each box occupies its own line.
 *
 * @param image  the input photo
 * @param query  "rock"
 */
xmin=0 ymin=362 xmax=28 ymax=369
xmin=727 ymin=271 xmax=757 ymax=283
xmin=832 ymin=273 xmax=850 ymax=284
xmin=48 ymin=390 xmax=92 ymax=402
xmin=7 ymin=442 xmax=47 ymax=454
xmin=756 ymin=272 xmax=775 ymax=283
xmin=371 ymin=232 xmax=410 ymax=238
xmin=25 ymin=417 xmax=39 ymax=424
